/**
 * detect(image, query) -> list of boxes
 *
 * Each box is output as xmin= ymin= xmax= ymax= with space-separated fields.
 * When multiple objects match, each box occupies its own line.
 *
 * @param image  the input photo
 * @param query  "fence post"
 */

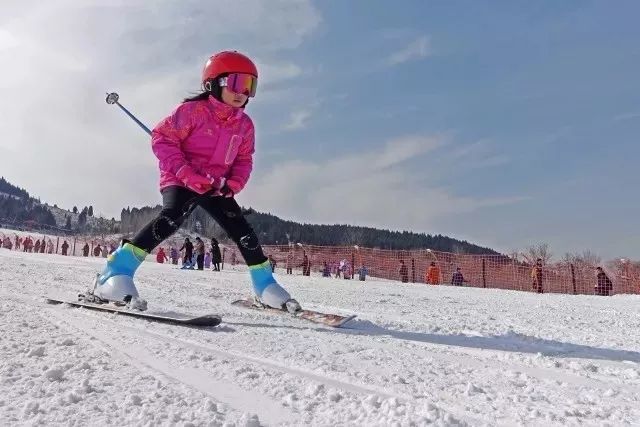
xmin=55 ymin=237 xmax=59 ymax=254
xmin=571 ymin=263 xmax=577 ymax=295
xmin=221 ymin=247 xmax=226 ymax=270
xmin=351 ymin=251 xmax=355 ymax=278
xmin=73 ymin=238 xmax=77 ymax=256
xmin=482 ymin=258 xmax=487 ymax=288
xmin=411 ymin=258 xmax=416 ymax=283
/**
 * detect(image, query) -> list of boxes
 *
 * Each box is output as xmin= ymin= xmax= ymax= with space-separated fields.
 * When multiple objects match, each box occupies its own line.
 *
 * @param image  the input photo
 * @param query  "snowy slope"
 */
xmin=1 ymin=249 xmax=639 ymax=426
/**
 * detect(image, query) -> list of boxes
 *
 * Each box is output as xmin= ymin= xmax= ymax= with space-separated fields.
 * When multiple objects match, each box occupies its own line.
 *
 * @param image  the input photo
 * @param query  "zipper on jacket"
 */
xmin=224 ymin=135 xmax=242 ymax=165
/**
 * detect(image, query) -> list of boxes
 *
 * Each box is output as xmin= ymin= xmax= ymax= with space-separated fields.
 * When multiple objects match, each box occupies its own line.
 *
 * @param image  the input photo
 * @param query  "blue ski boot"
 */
xmin=91 ymin=242 xmax=148 ymax=310
xmin=249 ymin=260 xmax=301 ymax=313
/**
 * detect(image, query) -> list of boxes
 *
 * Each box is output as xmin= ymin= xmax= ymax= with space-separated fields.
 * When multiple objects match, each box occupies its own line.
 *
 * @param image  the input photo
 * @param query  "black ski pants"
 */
xmin=131 ymin=186 xmax=267 ymax=266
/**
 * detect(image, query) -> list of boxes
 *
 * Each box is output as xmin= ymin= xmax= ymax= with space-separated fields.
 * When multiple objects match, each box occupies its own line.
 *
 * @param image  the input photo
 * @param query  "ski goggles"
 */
xmin=219 ymin=73 xmax=258 ymax=97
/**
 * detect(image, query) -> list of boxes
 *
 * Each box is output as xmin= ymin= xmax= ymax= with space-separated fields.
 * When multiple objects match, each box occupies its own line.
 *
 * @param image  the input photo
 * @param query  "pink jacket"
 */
xmin=151 ymin=95 xmax=255 ymax=192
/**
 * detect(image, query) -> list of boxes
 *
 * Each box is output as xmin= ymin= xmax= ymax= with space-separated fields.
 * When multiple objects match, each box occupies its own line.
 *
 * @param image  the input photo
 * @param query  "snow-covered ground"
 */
xmin=1 ymin=248 xmax=639 ymax=426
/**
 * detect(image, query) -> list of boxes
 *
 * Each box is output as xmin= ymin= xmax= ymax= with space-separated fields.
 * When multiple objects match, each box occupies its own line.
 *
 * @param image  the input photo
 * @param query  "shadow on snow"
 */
xmin=335 ymin=319 xmax=640 ymax=363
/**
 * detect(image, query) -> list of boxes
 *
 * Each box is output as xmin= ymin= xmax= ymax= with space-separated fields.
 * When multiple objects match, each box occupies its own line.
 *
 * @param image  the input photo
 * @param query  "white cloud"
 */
xmin=258 ymin=61 xmax=303 ymax=86
xmin=0 ymin=0 xmax=321 ymax=218
xmin=282 ymin=109 xmax=312 ymax=131
xmin=386 ymin=35 xmax=432 ymax=66
xmin=446 ymin=139 xmax=510 ymax=169
xmin=374 ymin=135 xmax=443 ymax=168
xmin=238 ymin=135 xmax=524 ymax=232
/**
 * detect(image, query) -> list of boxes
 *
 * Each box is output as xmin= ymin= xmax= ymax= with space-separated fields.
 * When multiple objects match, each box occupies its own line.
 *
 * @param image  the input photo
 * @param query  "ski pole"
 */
xmin=105 ymin=92 xmax=152 ymax=135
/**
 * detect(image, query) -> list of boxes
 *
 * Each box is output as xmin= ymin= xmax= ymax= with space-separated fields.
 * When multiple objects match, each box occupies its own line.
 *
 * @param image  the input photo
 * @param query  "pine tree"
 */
xmin=65 ymin=215 xmax=72 ymax=230
xmin=72 ymin=206 xmax=78 ymax=214
xmin=78 ymin=210 xmax=87 ymax=227
xmin=88 ymin=206 xmax=93 ymax=217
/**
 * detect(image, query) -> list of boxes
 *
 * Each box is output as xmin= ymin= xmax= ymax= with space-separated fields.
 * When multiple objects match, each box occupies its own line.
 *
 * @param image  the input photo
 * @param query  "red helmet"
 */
xmin=202 ymin=51 xmax=258 ymax=84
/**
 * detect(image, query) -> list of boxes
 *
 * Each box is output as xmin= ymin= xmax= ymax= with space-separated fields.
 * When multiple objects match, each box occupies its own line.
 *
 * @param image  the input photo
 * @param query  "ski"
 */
xmin=45 ymin=297 xmax=222 ymax=327
xmin=231 ymin=299 xmax=356 ymax=328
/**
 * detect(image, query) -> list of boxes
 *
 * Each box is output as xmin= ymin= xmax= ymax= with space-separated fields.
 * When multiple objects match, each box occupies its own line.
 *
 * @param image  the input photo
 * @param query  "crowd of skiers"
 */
xmin=153 ymin=237 xmax=224 ymax=271
xmin=81 ymin=243 xmax=117 ymax=258
xmin=0 ymin=235 xmax=118 ymax=257
xmin=398 ymin=260 xmax=452 ymax=285
xmin=1 ymin=235 xmax=54 ymax=253
xmin=319 ymin=259 xmax=368 ymax=281
xmin=1 ymin=235 xmax=58 ymax=254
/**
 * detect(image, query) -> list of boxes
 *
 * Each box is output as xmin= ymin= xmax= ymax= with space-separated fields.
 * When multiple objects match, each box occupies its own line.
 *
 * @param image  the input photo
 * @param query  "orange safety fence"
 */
xmin=256 ymin=244 xmax=640 ymax=296
xmin=2 ymin=229 xmax=638 ymax=296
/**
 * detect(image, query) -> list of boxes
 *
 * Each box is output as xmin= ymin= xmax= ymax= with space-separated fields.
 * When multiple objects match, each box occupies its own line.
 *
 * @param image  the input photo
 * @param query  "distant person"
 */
xmin=399 ymin=260 xmax=409 ymax=283
xmin=23 ymin=237 xmax=32 ymax=253
xmin=82 ymin=243 xmax=90 ymax=257
xmin=195 ymin=237 xmax=205 ymax=270
xmin=268 ymin=254 xmax=276 ymax=273
xmin=2 ymin=236 xmax=12 ymax=249
xmin=342 ymin=263 xmax=352 ymax=280
xmin=451 ymin=267 xmax=465 ymax=286
xmin=322 ymin=261 xmax=331 ymax=277
xmin=40 ymin=239 xmax=46 ymax=253
xmin=170 ymin=247 xmax=179 ymax=265
xmin=425 ymin=262 xmax=440 ymax=285
xmin=180 ymin=238 xmax=194 ymax=266
xmin=93 ymin=244 xmax=102 ymax=257
xmin=336 ymin=259 xmax=346 ymax=279
xmin=34 ymin=239 xmax=41 ymax=253
xmin=61 ymin=240 xmax=69 ymax=256
xmin=47 ymin=240 xmax=54 ymax=254
xmin=286 ymin=252 xmax=293 ymax=274
xmin=531 ymin=258 xmax=543 ymax=293
xmin=595 ymin=267 xmax=613 ymax=296
xmin=358 ymin=265 xmax=368 ymax=281
xmin=156 ymin=247 xmax=168 ymax=264
xmin=302 ymin=253 xmax=311 ymax=276
xmin=211 ymin=238 xmax=222 ymax=271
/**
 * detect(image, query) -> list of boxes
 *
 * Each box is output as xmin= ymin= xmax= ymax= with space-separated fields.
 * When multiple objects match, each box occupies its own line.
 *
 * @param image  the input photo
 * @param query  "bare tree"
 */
xmin=523 ymin=243 xmax=552 ymax=264
xmin=562 ymin=250 xmax=601 ymax=267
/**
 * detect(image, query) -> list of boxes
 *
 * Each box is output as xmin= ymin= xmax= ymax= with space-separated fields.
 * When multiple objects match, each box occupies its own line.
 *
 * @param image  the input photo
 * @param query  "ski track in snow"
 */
xmin=1 ymin=249 xmax=640 ymax=426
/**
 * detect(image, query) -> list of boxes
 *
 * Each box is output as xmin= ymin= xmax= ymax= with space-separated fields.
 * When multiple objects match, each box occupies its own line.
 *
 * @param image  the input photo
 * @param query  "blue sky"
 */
xmin=1 ymin=1 xmax=639 ymax=259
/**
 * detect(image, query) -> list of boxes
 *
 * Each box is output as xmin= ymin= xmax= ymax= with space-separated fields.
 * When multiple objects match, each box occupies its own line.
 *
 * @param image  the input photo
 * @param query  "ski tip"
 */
xmin=336 ymin=314 xmax=358 ymax=328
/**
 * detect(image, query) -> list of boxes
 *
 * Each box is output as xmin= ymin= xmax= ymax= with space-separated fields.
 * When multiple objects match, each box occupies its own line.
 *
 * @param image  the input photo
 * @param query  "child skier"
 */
xmin=92 ymin=51 xmax=300 ymax=313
